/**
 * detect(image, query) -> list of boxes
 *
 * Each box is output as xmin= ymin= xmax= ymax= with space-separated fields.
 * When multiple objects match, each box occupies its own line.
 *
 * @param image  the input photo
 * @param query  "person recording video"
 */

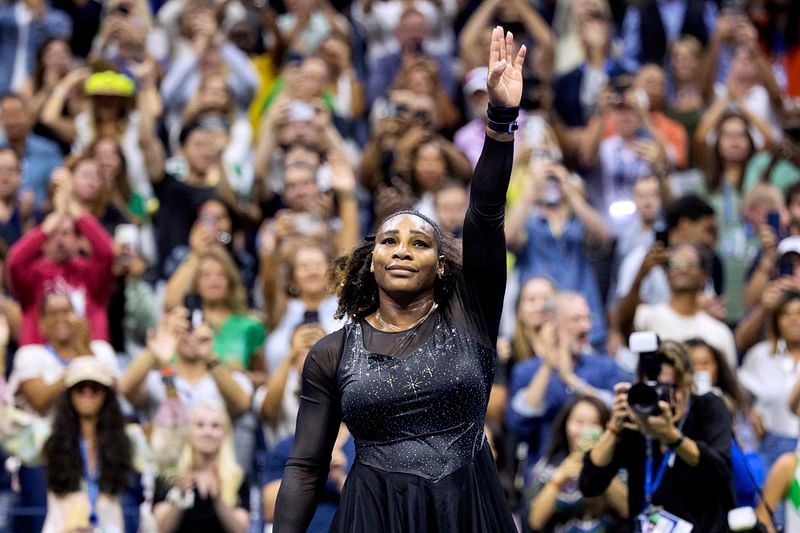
xmin=578 ymin=333 xmax=734 ymax=532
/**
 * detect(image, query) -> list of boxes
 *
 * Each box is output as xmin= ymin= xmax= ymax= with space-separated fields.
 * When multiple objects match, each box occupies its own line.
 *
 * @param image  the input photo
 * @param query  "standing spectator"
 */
xmin=506 ymin=158 xmax=611 ymax=347
xmin=41 ymin=357 xmax=133 ymax=533
xmin=620 ymin=0 xmax=717 ymax=72
xmin=0 ymin=147 xmax=41 ymax=247
xmin=276 ymin=0 xmax=350 ymax=57
xmin=0 ymin=93 xmax=63 ymax=207
xmin=507 ymin=292 xmax=624 ymax=459
xmin=633 ymin=243 xmax=738 ymax=368
xmin=7 ymin=169 xmax=114 ymax=345
xmin=455 ymin=67 xmax=490 ymax=169
xmin=0 ymin=0 xmax=71 ymax=95
xmin=739 ymin=290 xmax=800 ymax=470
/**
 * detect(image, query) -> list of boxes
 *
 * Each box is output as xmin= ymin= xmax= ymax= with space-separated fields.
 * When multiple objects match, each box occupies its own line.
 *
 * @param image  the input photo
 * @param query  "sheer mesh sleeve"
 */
xmin=454 ymin=134 xmax=514 ymax=347
xmin=273 ymin=331 xmax=345 ymax=532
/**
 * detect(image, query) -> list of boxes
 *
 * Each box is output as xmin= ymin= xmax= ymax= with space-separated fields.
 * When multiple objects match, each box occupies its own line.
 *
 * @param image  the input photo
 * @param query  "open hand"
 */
xmin=487 ymin=26 xmax=527 ymax=108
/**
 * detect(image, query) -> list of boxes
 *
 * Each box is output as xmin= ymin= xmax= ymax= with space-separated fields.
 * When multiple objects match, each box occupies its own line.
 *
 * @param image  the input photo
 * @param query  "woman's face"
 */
xmin=372 ymin=214 xmax=441 ymax=297
xmin=718 ymin=116 xmax=752 ymax=165
xmin=413 ymin=142 xmax=447 ymax=193
xmin=70 ymin=382 xmax=107 ymax=418
xmin=200 ymin=76 xmax=230 ymax=111
xmin=41 ymin=294 xmax=77 ymax=344
xmin=730 ymin=46 xmax=756 ymax=82
xmin=689 ymin=345 xmax=719 ymax=385
xmin=293 ymin=247 xmax=328 ymax=297
xmin=565 ymin=401 xmax=602 ymax=453
xmin=779 ymin=299 xmax=800 ymax=344
xmin=406 ymin=69 xmax=434 ymax=95
xmin=190 ymin=406 xmax=227 ymax=456
xmin=670 ymin=42 xmax=699 ymax=82
xmin=42 ymin=40 xmax=72 ymax=74
xmin=196 ymin=257 xmax=229 ymax=304
xmin=198 ymin=201 xmax=232 ymax=235
xmin=93 ymin=138 xmax=122 ymax=184
xmin=518 ymin=278 xmax=555 ymax=329
xmin=72 ymin=159 xmax=103 ymax=202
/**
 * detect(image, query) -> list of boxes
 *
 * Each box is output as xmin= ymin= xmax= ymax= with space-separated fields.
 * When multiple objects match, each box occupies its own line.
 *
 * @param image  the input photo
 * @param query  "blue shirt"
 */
xmin=506 ymin=353 xmax=627 ymax=459
xmin=514 ymin=213 xmax=607 ymax=346
xmin=0 ymin=134 xmax=63 ymax=207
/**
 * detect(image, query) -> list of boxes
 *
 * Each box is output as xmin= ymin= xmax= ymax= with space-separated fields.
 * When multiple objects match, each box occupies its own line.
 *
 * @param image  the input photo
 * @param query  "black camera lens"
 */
xmin=627 ymin=383 xmax=661 ymax=418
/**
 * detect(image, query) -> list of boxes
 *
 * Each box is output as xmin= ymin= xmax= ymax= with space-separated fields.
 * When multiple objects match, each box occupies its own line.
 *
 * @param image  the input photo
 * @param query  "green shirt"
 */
xmin=742 ymin=151 xmax=800 ymax=193
xmin=212 ymin=314 xmax=267 ymax=370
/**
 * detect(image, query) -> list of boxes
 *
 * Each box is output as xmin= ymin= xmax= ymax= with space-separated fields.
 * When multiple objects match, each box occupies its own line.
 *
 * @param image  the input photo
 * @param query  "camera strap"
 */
xmin=644 ymin=437 xmax=674 ymax=509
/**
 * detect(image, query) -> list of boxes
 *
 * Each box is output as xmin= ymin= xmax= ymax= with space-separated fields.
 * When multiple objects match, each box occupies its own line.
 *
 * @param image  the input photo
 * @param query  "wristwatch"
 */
xmin=667 ymin=433 xmax=685 ymax=450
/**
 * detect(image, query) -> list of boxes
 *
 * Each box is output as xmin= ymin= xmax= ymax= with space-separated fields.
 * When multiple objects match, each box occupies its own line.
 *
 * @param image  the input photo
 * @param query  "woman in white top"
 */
xmin=739 ymin=291 xmax=800 ymax=471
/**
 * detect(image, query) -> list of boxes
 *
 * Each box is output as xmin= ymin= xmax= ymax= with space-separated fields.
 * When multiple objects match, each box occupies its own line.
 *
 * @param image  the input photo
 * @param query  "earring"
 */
xmin=370 ymin=263 xmax=374 ymax=273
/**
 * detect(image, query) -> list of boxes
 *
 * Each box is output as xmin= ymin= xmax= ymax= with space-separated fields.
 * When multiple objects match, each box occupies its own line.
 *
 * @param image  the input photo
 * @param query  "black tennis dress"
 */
xmin=273 ymin=135 xmax=516 ymax=533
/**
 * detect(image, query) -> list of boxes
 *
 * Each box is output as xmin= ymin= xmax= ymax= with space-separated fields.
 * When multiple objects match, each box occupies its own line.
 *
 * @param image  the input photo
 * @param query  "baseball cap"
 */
xmin=463 ymin=67 xmax=488 ymax=97
xmin=64 ymin=356 xmax=114 ymax=388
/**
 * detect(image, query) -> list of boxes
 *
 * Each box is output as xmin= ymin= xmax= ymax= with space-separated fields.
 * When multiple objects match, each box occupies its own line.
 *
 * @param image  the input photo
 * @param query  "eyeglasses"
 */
xmin=667 ymin=259 xmax=700 ymax=270
xmin=72 ymin=381 xmax=106 ymax=395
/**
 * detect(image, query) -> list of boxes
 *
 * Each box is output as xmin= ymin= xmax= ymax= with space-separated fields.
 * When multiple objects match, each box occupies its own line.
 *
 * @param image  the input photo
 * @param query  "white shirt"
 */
xmin=10 ymin=341 xmax=120 ymax=416
xmin=254 ymin=369 xmax=301 ymax=449
xmin=634 ymin=302 xmax=737 ymax=369
xmin=142 ymin=367 xmax=252 ymax=420
xmin=615 ymin=245 xmax=671 ymax=305
xmin=739 ymin=341 xmax=800 ymax=439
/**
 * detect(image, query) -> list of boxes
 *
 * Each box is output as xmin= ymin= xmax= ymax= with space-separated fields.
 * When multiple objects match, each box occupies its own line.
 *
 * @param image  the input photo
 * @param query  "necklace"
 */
xmin=374 ymin=302 xmax=438 ymax=332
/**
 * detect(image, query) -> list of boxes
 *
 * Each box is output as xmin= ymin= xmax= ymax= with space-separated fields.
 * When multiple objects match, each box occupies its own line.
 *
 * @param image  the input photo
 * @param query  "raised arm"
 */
xmin=461 ymin=28 xmax=526 ymax=340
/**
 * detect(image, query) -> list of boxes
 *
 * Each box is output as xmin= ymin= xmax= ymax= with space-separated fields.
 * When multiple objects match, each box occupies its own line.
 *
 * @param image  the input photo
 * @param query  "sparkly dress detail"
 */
xmin=273 ymin=135 xmax=516 ymax=532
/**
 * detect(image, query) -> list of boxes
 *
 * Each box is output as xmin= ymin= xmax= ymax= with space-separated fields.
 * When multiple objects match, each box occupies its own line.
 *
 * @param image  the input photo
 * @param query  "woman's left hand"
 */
xmin=486 ymin=26 xmax=527 ymax=108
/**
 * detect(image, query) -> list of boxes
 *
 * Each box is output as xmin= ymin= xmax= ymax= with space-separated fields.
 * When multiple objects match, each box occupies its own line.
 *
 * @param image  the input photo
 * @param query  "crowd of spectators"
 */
xmin=0 ymin=0 xmax=797 ymax=531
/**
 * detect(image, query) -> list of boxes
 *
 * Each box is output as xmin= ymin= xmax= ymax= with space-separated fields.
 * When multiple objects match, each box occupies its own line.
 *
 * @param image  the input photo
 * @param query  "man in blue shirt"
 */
xmin=0 ymin=93 xmax=63 ymax=207
xmin=506 ymin=292 xmax=626 ymax=459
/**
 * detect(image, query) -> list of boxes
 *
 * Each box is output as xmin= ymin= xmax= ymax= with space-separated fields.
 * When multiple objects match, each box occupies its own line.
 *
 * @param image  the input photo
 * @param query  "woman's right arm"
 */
xmin=273 ymin=335 xmax=343 ymax=532
xmin=758 ymin=453 xmax=794 ymax=533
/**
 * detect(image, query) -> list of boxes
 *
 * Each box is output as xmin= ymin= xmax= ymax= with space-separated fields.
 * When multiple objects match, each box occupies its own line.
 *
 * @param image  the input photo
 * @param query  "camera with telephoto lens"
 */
xmin=627 ymin=332 xmax=673 ymax=418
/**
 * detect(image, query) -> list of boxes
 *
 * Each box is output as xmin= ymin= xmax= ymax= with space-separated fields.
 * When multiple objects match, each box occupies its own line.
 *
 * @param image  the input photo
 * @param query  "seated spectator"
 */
xmin=738 ymin=290 xmax=800 ymax=470
xmin=164 ymin=245 xmax=266 ymax=387
xmin=153 ymin=402 xmax=249 ymax=533
xmin=633 ymin=242 xmax=737 ymax=367
xmin=0 ymin=0 xmax=71 ymax=95
xmin=10 ymin=291 xmax=119 ymax=417
xmin=263 ymin=244 xmax=344 ymax=371
xmin=506 ymin=158 xmax=611 ymax=346
xmin=7 ymin=170 xmax=114 ymax=345
xmin=41 ymin=357 xmax=133 ymax=533
xmin=507 ymin=292 xmax=624 ymax=459
xmin=0 ymin=93 xmax=63 ymax=207
xmin=615 ymin=194 xmax=718 ymax=337
xmin=257 ymin=322 xmax=325 ymax=449
xmin=527 ymin=395 xmax=626 ymax=531
xmin=620 ymin=0 xmax=717 ymax=72
xmin=366 ymin=9 xmax=456 ymax=106
xmin=0 ymin=147 xmax=42 ymax=247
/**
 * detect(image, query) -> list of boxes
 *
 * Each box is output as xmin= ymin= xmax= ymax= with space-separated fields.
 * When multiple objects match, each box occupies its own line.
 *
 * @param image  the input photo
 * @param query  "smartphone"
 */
xmin=184 ymin=293 xmax=203 ymax=330
xmin=768 ymin=210 xmax=781 ymax=236
xmin=655 ymin=228 xmax=669 ymax=247
xmin=114 ymin=224 xmax=139 ymax=256
xmin=634 ymin=127 xmax=652 ymax=140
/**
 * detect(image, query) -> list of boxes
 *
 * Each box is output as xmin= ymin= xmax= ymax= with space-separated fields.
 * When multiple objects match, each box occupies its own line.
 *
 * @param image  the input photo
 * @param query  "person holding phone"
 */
xmin=527 ymin=395 xmax=627 ymax=532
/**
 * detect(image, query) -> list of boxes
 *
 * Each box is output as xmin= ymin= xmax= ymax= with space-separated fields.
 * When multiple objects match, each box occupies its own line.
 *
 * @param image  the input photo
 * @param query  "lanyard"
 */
xmin=45 ymin=344 xmax=71 ymax=367
xmin=644 ymin=437 xmax=674 ymax=509
xmin=79 ymin=438 xmax=100 ymax=527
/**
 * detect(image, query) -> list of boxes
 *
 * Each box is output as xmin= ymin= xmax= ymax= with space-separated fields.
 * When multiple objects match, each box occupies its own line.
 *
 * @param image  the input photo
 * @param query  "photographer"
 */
xmin=579 ymin=338 xmax=734 ymax=532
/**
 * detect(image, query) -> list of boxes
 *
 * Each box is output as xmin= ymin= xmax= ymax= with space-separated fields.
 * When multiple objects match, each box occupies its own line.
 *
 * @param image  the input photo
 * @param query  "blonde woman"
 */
xmin=153 ymin=402 xmax=249 ymax=533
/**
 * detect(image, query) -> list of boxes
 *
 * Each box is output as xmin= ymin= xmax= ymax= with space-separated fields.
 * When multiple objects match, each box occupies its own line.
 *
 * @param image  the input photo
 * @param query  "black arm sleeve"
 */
xmin=687 ymin=394 xmax=733 ymax=489
xmin=459 ymin=135 xmax=514 ymax=345
xmin=579 ymin=437 xmax=627 ymax=498
xmin=272 ymin=332 xmax=344 ymax=533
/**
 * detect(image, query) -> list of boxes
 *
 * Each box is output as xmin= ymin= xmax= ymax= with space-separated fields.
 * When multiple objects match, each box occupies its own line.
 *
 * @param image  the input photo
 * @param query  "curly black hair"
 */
xmin=43 ymin=386 xmax=133 ymax=496
xmin=330 ymin=211 xmax=462 ymax=320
